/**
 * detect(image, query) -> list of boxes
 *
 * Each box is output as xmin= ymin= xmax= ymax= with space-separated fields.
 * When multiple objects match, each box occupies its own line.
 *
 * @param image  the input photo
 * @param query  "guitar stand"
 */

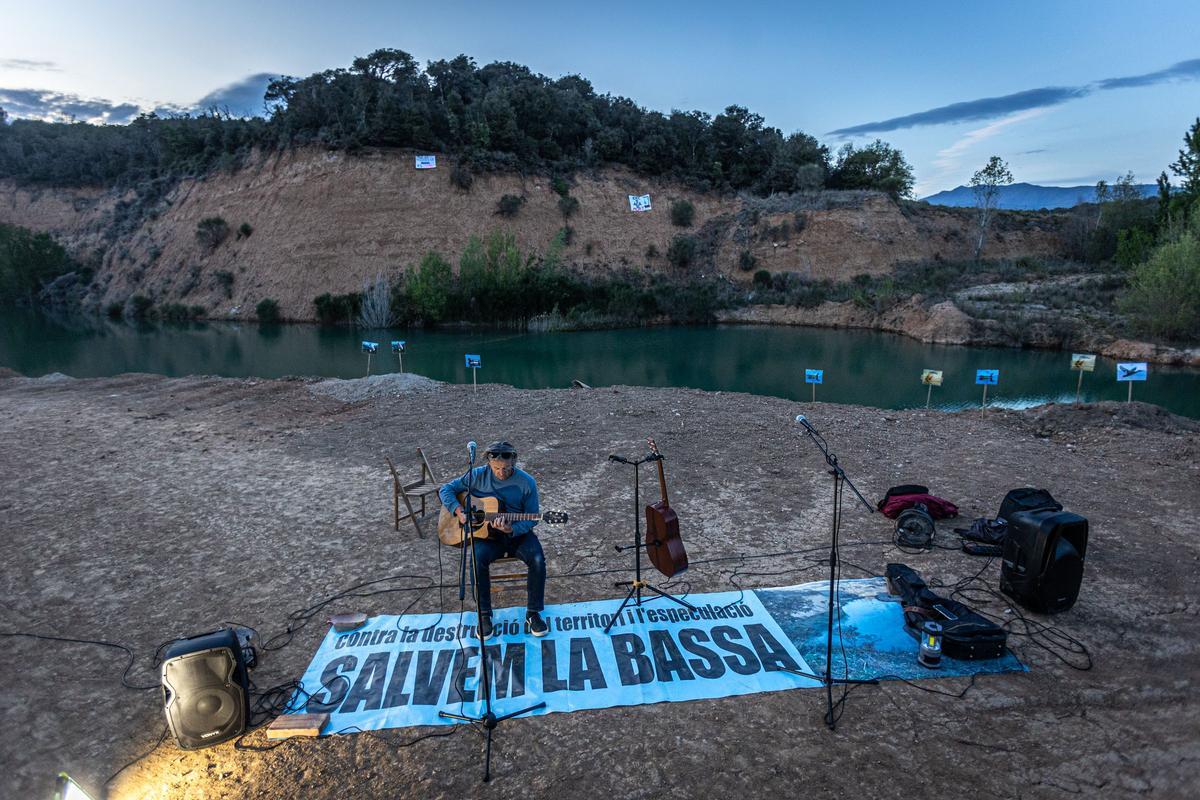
xmin=604 ymin=452 xmax=695 ymax=635
xmin=439 ymin=445 xmax=544 ymax=782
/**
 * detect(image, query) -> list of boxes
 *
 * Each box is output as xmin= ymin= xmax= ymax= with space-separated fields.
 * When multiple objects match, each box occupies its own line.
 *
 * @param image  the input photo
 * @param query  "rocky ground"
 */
xmin=717 ymin=300 xmax=1200 ymax=367
xmin=1 ymin=372 xmax=1198 ymax=799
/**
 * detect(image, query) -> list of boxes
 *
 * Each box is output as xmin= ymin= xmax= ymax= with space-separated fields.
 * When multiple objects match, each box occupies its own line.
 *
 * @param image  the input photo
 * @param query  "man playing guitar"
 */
xmin=438 ymin=440 xmax=549 ymax=638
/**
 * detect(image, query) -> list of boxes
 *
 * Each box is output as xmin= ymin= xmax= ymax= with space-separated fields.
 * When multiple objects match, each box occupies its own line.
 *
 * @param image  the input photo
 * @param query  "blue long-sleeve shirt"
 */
xmin=439 ymin=466 xmax=540 ymax=536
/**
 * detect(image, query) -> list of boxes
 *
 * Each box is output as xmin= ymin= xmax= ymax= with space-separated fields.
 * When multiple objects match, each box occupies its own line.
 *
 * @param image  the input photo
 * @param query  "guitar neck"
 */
xmin=655 ymin=458 xmax=670 ymax=508
xmin=485 ymin=512 xmax=543 ymax=521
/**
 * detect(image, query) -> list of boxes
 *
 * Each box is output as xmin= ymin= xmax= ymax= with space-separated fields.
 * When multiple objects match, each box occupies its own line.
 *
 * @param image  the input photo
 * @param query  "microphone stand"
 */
xmin=603 ymin=452 xmax=695 ymax=635
xmin=786 ymin=418 xmax=878 ymax=730
xmin=439 ymin=445 xmax=545 ymax=781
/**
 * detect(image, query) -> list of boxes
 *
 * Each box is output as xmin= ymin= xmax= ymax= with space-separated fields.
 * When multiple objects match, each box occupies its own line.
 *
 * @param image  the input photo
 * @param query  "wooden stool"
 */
xmin=489 ymin=556 xmax=528 ymax=593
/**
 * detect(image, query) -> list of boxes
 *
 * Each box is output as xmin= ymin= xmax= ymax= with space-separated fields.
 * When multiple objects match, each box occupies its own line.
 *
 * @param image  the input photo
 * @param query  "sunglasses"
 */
xmin=488 ymin=452 xmax=516 ymax=461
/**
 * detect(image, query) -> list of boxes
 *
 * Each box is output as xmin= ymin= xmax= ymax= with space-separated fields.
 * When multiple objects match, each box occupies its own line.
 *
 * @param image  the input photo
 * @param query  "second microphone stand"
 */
xmin=439 ymin=447 xmax=544 ymax=781
xmin=786 ymin=418 xmax=878 ymax=730
xmin=603 ymin=451 xmax=695 ymax=635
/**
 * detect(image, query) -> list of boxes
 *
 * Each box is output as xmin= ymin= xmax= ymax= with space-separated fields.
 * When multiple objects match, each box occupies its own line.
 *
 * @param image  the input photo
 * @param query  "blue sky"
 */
xmin=1 ymin=0 xmax=1198 ymax=195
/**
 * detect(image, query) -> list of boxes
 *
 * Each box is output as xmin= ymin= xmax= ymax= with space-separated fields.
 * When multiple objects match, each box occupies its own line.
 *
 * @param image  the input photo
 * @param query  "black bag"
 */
xmin=885 ymin=563 xmax=1009 ymax=660
xmin=955 ymin=517 xmax=1008 ymax=545
xmin=998 ymin=488 xmax=1062 ymax=521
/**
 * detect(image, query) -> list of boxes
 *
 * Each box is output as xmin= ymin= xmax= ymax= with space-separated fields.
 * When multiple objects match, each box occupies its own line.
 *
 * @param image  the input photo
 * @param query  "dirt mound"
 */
xmin=0 ymin=367 xmax=22 ymax=379
xmin=1024 ymin=400 xmax=1200 ymax=436
xmin=308 ymin=372 xmax=442 ymax=402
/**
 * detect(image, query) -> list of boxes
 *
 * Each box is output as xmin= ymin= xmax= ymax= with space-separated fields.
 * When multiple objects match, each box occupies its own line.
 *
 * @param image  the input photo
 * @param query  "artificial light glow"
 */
xmin=54 ymin=773 xmax=97 ymax=800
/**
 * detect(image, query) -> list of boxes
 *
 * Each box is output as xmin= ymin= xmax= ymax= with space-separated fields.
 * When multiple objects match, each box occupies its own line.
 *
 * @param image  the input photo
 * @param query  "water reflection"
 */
xmin=1 ymin=308 xmax=1197 ymax=419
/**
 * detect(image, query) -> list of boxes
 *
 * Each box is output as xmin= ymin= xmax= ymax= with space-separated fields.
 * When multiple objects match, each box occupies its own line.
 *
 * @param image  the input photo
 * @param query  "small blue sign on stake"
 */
xmin=804 ymin=368 xmax=823 ymax=402
xmin=975 ymin=368 xmax=998 ymax=407
xmin=1117 ymin=361 xmax=1147 ymax=402
xmin=361 ymin=341 xmax=379 ymax=377
xmin=465 ymin=353 xmax=482 ymax=393
xmin=391 ymin=341 xmax=406 ymax=353
xmin=1116 ymin=362 xmax=1147 ymax=381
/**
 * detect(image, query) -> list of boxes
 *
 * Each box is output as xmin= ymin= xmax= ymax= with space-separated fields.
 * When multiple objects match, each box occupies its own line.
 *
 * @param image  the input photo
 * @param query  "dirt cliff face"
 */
xmin=0 ymin=148 xmax=1066 ymax=320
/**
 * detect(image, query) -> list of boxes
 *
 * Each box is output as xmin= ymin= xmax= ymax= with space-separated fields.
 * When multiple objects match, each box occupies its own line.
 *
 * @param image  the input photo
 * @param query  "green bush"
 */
xmin=666 ymin=235 xmax=697 ymax=268
xmin=645 ymin=244 xmax=659 ymax=259
xmin=160 ymin=302 xmax=201 ymax=322
xmin=237 ymin=222 xmax=254 ymax=239
xmin=406 ymin=252 xmax=453 ymax=322
xmin=255 ymin=298 xmax=281 ymax=323
xmin=753 ymin=269 xmax=772 ymax=288
xmin=496 ymin=194 xmax=526 ymax=217
xmin=196 ymin=217 xmax=230 ymax=249
xmin=738 ymin=250 xmax=757 ymax=271
xmin=450 ymin=162 xmax=474 ymax=191
xmin=557 ymin=195 xmax=580 ymax=220
xmin=1120 ymin=232 xmax=1200 ymax=340
xmin=670 ymin=199 xmax=695 ymax=227
xmin=1115 ymin=228 xmax=1155 ymax=269
xmin=0 ymin=222 xmax=75 ymax=303
xmin=213 ymin=270 xmax=235 ymax=298
xmin=105 ymin=301 xmax=124 ymax=319
xmin=551 ymin=176 xmax=570 ymax=197
xmin=128 ymin=294 xmax=154 ymax=319
xmin=313 ymin=292 xmax=362 ymax=325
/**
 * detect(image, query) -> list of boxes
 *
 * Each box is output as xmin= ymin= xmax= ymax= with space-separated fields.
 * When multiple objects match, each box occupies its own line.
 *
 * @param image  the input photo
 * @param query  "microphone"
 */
xmin=795 ymin=414 xmax=819 ymax=434
xmin=467 ymin=441 xmax=477 ymax=462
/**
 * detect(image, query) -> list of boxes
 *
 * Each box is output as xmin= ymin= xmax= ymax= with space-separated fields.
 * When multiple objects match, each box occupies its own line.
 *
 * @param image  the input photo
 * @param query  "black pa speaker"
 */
xmin=161 ymin=628 xmax=250 ymax=749
xmin=1000 ymin=509 xmax=1088 ymax=614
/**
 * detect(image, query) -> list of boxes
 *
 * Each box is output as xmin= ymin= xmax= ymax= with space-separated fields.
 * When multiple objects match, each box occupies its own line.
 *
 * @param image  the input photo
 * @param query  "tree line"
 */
xmin=0 ymin=49 xmax=914 ymax=197
xmin=967 ymin=118 xmax=1200 ymax=340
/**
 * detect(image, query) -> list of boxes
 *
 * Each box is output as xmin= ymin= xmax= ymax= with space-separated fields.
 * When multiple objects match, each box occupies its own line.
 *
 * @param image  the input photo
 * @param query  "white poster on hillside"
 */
xmin=415 ymin=155 xmax=437 ymax=169
xmin=629 ymin=194 xmax=652 ymax=212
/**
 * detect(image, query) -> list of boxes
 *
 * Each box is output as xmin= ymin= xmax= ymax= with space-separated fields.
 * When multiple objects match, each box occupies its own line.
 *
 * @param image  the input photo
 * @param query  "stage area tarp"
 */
xmin=291 ymin=579 xmax=1024 ymax=733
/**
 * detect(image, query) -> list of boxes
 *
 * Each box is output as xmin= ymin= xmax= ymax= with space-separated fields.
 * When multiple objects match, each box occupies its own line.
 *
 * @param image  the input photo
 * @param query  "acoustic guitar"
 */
xmin=645 ymin=438 xmax=688 ymax=577
xmin=437 ymin=492 xmax=569 ymax=547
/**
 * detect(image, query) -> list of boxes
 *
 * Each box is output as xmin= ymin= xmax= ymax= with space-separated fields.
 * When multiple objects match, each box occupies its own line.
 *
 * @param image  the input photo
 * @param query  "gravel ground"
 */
xmin=1 ymin=372 xmax=1198 ymax=800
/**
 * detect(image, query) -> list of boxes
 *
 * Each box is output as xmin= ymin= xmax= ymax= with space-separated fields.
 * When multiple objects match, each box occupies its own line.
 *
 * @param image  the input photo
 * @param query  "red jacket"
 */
xmin=878 ymin=493 xmax=959 ymax=520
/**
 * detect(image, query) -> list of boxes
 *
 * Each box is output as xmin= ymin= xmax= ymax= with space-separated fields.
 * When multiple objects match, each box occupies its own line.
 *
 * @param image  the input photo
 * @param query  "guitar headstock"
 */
xmin=542 ymin=511 xmax=569 ymax=524
xmin=647 ymin=437 xmax=663 ymax=460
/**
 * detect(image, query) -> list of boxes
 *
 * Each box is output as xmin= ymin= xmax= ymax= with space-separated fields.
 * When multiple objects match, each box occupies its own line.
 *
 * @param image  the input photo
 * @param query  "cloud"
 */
xmin=829 ymin=86 xmax=1086 ymax=137
xmin=931 ymin=108 xmax=1050 ymax=174
xmin=1097 ymin=57 xmax=1200 ymax=90
xmin=0 ymin=58 xmax=60 ymax=72
xmin=193 ymin=73 xmax=277 ymax=118
xmin=830 ymin=56 xmax=1200 ymax=137
xmin=0 ymin=88 xmax=140 ymax=123
xmin=0 ymin=72 xmax=279 ymax=125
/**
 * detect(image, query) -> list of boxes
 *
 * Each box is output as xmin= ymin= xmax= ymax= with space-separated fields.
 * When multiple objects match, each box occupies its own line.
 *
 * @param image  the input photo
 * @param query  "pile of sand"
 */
xmin=307 ymin=372 xmax=442 ymax=402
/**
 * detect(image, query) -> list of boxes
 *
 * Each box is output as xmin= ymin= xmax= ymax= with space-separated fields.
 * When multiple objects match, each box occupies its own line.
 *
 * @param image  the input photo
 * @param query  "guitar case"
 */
xmin=885 ymin=563 xmax=1009 ymax=660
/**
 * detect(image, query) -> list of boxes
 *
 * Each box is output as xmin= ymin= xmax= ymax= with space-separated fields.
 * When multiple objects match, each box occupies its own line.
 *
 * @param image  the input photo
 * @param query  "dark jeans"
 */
xmin=469 ymin=532 xmax=546 ymax=614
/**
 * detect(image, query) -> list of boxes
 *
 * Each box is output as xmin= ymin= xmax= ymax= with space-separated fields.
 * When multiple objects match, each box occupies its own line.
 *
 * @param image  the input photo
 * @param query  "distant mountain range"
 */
xmin=921 ymin=182 xmax=1158 ymax=210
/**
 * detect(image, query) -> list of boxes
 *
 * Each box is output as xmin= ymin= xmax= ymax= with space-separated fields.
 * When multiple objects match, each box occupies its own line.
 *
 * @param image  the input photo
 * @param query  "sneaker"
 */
xmin=527 ymin=611 xmax=549 ymax=637
xmin=479 ymin=613 xmax=496 ymax=640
